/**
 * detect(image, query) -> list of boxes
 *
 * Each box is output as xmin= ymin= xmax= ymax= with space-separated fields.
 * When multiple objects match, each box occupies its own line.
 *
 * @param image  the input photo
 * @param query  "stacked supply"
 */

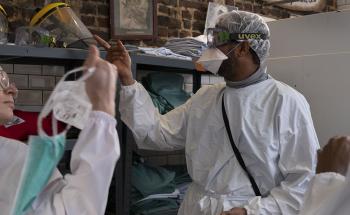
xmin=164 ymin=36 xmax=208 ymax=58
xmin=139 ymin=47 xmax=192 ymax=60
xmin=142 ymin=72 xmax=191 ymax=114
xmin=131 ymin=162 xmax=191 ymax=215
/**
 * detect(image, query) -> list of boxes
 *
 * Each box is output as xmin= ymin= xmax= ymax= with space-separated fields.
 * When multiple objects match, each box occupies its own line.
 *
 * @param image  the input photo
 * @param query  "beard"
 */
xmin=217 ymin=58 xmax=236 ymax=80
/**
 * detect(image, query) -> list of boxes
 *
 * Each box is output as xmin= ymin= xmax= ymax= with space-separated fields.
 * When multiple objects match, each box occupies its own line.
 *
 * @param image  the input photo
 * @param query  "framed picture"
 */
xmin=111 ymin=0 xmax=157 ymax=40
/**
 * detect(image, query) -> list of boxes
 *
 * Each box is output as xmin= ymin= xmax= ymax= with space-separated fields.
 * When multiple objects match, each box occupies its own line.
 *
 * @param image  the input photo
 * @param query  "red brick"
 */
xmin=158 ymin=27 xmax=168 ymax=37
xmin=81 ymin=3 xmax=97 ymax=15
xmin=97 ymin=17 xmax=109 ymax=28
xmin=193 ymin=10 xmax=206 ymax=20
xmin=98 ymin=4 xmax=109 ymax=16
xmin=180 ymin=30 xmax=191 ymax=38
xmin=168 ymin=29 xmax=179 ymax=37
xmin=182 ymin=10 xmax=192 ymax=19
xmin=158 ymin=16 xmax=171 ymax=26
xmin=158 ymin=0 xmax=177 ymax=6
xmin=244 ymin=2 xmax=253 ymax=12
xmin=181 ymin=1 xmax=207 ymax=10
xmin=158 ymin=5 xmax=170 ymax=14
xmin=90 ymin=29 xmax=109 ymax=41
xmin=192 ymin=31 xmax=202 ymax=37
xmin=158 ymin=0 xmax=170 ymax=4
xmin=192 ymin=21 xmax=205 ymax=32
xmin=168 ymin=17 xmax=182 ymax=29
xmin=226 ymin=0 xmax=236 ymax=6
xmin=183 ymin=19 xmax=191 ymax=29
xmin=81 ymin=15 xmax=96 ymax=26
xmin=169 ymin=8 xmax=178 ymax=17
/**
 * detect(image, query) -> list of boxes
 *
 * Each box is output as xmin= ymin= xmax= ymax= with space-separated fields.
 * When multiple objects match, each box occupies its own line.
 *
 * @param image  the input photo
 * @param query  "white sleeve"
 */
xmin=299 ymin=173 xmax=346 ymax=215
xmin=119 ymin=81 xmax=190 ymax=151
xmin=29 ymin=111 xmax=120 ymax=215
xmin=245 ymin=95 xmax=320 ymax=215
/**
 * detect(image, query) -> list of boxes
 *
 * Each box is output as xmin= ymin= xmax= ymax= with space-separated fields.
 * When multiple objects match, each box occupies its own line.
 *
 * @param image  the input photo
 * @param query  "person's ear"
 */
xmin=236 ymin=41 xmax=250 ymax=57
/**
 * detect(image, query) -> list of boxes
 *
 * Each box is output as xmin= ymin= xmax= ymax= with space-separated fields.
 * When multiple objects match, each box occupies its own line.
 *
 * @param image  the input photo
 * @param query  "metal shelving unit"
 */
xmin=118 ymin=53 xmax=203 ymax=215
xmin=0 ymin=45 xmax=203 ymax=215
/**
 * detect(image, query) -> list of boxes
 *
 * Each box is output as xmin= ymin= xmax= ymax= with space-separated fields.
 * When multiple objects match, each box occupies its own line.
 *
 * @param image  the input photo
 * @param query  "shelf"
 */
xmin=0 ymin=44 xmax=106 ymax=65
xmin=130 ymin=53 xmax=196 ymax=70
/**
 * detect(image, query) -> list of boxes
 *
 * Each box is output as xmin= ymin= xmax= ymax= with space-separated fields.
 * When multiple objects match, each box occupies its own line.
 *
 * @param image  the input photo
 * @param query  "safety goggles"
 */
xmin=0 ymin=69 xmax=18 ymax=98
xmin=206 ymin=28 xmax=269 ymax=48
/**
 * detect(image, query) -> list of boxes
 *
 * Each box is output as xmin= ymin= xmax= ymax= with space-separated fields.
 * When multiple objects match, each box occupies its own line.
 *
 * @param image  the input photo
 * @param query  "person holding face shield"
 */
xmin=96 ymin=10 xmax=319 ymax=215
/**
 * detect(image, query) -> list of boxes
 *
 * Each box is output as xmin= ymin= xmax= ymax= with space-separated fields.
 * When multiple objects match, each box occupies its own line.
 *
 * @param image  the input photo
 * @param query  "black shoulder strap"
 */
xmin=222 ymin=95 xmax=262 ymax=196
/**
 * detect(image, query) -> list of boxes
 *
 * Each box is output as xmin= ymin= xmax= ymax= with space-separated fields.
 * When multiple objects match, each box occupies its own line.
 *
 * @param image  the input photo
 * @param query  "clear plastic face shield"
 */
xmin=0 ymin=67 xmax=18 ymax=99
xmin=30 ymin=3 xmax=95 ymax=49
xmin=0 ymin=4 xmax=8 ymax=44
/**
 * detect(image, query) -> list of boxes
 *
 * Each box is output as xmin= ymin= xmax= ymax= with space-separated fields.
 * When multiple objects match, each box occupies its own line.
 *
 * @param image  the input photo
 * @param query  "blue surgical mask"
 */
xmin=11 ymin=66 xmax=95 ymax=215
xmin=11 ymin=133 xmax=66 ymax=215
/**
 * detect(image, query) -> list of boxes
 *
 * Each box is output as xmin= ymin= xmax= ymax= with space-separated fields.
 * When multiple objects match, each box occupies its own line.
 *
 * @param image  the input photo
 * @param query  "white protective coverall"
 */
xmin=299 ymin=172 xmax=350 ymax=215
xmin=120 ymin=75 xmax=320 ymax=215
xmin=0 ymin=111 xmax=120 ymax=215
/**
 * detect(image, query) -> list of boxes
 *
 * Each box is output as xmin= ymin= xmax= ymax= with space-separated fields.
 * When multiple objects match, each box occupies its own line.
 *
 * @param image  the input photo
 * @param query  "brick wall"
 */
xmin=1 ymin=0 xmax=337 ymax=46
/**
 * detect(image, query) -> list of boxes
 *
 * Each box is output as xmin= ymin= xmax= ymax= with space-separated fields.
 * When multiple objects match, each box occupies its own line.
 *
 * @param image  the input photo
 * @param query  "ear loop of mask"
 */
xmin=224 ymin=43 xmax=241 ymax=58
xmin=38 ymin=66 xmax=95 ymax=138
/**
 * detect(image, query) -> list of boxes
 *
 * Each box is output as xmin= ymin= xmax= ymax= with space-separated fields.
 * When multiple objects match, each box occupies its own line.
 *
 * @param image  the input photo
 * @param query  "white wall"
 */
xmin=267 ymin=11 xmax=350 ymax=146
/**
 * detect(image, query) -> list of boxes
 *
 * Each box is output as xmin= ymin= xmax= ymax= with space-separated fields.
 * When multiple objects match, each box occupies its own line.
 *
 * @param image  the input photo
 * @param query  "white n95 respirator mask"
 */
xmin=41 ymin=66 xmax=95 ymax=129
xmin=196 ymin=48 xmax=228 ymax=75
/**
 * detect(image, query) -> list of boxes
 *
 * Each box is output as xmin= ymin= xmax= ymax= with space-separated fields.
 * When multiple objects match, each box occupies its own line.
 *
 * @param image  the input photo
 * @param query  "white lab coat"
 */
xmin=0 ymin=111 xmax=120 ymax=215
xmin=299 ymin=172 xmax=349 ymax=215
xmin=120 ymin=77 xmax=319 ymax=215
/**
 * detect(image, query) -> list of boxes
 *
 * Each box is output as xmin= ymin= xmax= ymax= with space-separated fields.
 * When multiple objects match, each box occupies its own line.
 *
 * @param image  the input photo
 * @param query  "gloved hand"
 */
xmin=94 ymin=35 xmax=135 ymax=86
xmin=317 ymin=136 xmax=350 ymax=176
xmin=84 ymin=45 xmax=118 ymax=117
xmin=221 ymin=207 xmax=247 ymax=215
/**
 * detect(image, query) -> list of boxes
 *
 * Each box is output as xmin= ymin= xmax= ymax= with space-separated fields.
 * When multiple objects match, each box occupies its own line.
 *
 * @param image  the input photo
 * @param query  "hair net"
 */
xmin=215 ymin=10 xmax=270 ymax=63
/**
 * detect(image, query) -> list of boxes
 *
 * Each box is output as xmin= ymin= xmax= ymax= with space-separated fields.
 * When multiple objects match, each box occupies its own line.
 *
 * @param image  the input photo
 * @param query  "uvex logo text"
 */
xmin=238 ymin=33 xmax=262 ymax=40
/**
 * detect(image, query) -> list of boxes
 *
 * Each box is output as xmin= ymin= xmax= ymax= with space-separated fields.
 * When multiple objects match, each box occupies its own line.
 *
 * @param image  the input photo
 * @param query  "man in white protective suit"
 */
xmin=95 ymin=10 xmax=320 ymax=215
xmin=0 ymin=46 xmax=120 ymax=215
xmin=299 ymin=136 xmax=350 ymax=215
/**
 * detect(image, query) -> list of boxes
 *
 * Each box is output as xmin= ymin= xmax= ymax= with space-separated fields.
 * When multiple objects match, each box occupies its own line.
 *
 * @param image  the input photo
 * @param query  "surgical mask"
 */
xmin=11 ymin=66 xmax=95 ymax=215
xmin=196 ymin=44 xmax=239 ymax=75
xmin=11 ymin=132 xmax=66 ymax=215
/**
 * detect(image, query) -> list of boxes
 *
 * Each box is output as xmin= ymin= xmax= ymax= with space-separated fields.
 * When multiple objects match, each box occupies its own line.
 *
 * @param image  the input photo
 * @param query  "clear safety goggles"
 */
xmin=0 ymin=69 xmax=18 ymax=98
xmin=206 ymin=28 xmax=268 ymax=48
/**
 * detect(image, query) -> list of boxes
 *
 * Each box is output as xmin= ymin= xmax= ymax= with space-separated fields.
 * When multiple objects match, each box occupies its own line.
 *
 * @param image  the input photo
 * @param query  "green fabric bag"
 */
xmin=142 ymin=72 xmax=190 ymax=114
xmin=132 ymin=163 xmax=176 ymax=197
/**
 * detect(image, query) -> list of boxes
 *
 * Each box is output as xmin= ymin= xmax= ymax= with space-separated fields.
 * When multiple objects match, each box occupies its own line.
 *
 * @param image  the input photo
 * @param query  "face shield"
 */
xmin=30 ymin=2 xmax=95 ymax=49
xmin=0 ymin=4 xmax=8 ymax=44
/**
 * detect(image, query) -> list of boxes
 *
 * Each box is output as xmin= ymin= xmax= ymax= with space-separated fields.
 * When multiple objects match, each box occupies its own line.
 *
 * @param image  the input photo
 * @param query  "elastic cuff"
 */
xmin=120 ymin=80 xmax=138 ymax=90
xmin=90 ymin=111 xmax=117 ymax=126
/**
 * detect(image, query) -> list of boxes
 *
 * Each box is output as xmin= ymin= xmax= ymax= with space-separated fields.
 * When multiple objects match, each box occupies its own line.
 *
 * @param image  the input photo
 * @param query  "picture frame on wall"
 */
xmin=110 ymin=0 xmax=157 ymax=40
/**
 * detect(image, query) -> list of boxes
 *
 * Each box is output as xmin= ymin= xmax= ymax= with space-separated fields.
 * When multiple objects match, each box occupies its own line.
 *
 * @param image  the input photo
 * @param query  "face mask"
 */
xmin=11 ymin=133 xmax=66 ymax=215
xmin=196 ymin=48 xmax=227 ymax=75
xmin=41 ymin=66 xmax=95 ymax=130
xmin=11 ymin=66 xmax=95 ymax=215
xmin=196 ymin=44 xmax=239 ymax=75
